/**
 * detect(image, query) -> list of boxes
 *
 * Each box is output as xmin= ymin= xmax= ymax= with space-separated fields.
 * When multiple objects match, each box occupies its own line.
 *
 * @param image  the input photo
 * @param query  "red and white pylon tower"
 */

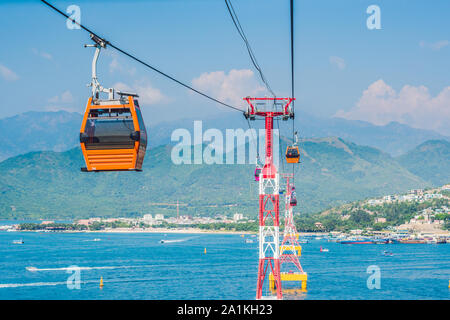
xmin=279 ymin=174 xmax=306 ymax=278
xmin=244 ymin=97 xmax=294 ymax=300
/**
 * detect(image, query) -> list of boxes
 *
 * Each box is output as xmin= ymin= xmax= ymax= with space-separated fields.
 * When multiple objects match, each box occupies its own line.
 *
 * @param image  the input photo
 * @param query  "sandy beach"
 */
xmin=57 ymin=227 xmax=257 ymax=235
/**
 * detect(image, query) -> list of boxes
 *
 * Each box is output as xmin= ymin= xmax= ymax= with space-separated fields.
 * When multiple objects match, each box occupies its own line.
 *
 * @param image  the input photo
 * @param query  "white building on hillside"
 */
xmin=424 ymin=193 xmax=443 ymax=200
xmin=143 ymin=214 xmax=153 ymax=223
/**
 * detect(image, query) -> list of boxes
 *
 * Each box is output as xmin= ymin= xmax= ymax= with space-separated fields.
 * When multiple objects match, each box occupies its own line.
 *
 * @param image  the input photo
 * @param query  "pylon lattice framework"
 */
xmin=244 ymin=97 xmax=294 ymax=300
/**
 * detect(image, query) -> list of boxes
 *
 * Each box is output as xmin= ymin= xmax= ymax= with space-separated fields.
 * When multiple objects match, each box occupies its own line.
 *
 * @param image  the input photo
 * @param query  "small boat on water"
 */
xmin=427 ymin=238 xmax=447 ymax=244
xmin=245 ymin=239 xmax=254 ymax=243
xmin=399 ymin=239 xmax=427 ymax=244
xmin=12 ymin=239 xmax=24 ymax=244
xmin=373 ymin=238 xmax=389 ymax=244
xmin=83 ymin=238 xmax=101 ymax=242
xmin=383 ymin=251 xmax=393 ymax=256
xmin=320 ymin=246 xmax=329 ymax=252
xmin=160 ymin=239 xmax=187 ymax=244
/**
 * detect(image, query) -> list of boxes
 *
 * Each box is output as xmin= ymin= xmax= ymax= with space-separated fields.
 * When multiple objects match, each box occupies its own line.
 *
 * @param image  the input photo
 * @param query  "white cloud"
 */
xmin=109 ymin=54 xmax=136 ymax=76
xmin=32 ymin=48 xmax=53 ymax=60
xmin=113 ymin=81 xmax=168 ymax=105
xmin=48 ymin=90 xmax=74 ymax=104
xmin=329 ymin=56 xmax=346 ymax=70
xmin=109 ymin=57 xmax=119 ymax=72
xmin=191 ymin=69 xmax=266 ymax=106
xmin=419 ymin=40 xmax=449 ymax=51
xmin=0 ymin=63 xmax=19 ymax=81
xmin=335 ymin=79 xmax=450 ymax=136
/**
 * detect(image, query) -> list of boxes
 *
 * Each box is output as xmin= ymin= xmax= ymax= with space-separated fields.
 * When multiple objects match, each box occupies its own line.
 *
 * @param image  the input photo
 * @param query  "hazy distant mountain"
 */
xmin=0 ymin=110 xmax=448 ymax=161
xmin=397 ymin=140 xmax=450 ymax=186
xmin=0 ymin=137 xmax=431 ymax=220
xmin=143 ymin=111 xmax=450 ymax=156
xmin=0 ymin=111 xmax=82 ymax=161
xmin=294 ymin=113 xmax=450 ymax=156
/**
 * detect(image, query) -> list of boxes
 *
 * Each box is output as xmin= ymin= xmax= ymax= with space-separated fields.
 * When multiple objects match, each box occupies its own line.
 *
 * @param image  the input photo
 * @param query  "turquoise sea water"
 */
xmin=0 ymin=231 xmax=449 ymax=300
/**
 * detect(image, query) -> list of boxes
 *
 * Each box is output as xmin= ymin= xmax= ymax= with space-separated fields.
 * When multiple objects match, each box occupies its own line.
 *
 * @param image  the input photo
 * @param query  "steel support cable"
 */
xmin=290 ymin=0 xmax=296 ymax=182
xmin=245 ymin=117 xmax=261 ymax=165
xmin=227 ymin=0 xmax=275 ymax=97
xmin=223 ymin=0 xmax=281 ymax=167
xmin=275 ymin=117 xmax=285 ymax=175
xmin=41 ymin=0 xmax=244 ymax=113
xmin=224 ymin=0 xmax=276 ymax=98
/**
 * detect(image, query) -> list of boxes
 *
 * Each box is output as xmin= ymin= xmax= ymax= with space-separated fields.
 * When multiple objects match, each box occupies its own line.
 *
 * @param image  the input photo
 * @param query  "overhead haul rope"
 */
xmin=40 ymin=0 xmax=245 ymax=113
xmin=224 ymin=0 xmax=276 ymax=98
xmin=224 ymin=0 xmax=280 ymax=164
xmin=290 ymin=0 xmax=296 ymax=182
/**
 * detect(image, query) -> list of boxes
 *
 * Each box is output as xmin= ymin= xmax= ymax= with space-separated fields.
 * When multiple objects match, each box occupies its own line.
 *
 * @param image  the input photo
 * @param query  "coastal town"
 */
xmin=0 ymin=212 xmax=255 ymax=233
xmin=361 ymin=184 xmax=449 ymax=233
xmin=2 ymin=185 xmax=449 ymax=244
xmin=366 ymin=185 xmax=449 ymax=206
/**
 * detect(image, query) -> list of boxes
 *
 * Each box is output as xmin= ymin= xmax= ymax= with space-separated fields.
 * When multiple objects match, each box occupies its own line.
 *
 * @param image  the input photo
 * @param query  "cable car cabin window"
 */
xmin=286 ymin=148 xmax=299 ymax=158
xmin=134 ymin=103 xmax=147 ymax=149
xmin=133 ymin=102 xmax=147 ymax=169
xmin=84 ymin=108 xmax=136 ymax=150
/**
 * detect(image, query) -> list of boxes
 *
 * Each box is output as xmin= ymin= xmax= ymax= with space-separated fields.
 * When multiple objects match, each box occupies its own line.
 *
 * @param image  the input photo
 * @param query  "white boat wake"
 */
xmin=26 ymin=265 xmax=135 ymax=272
xmin=0 ymin=279 xmax=105 ymax=288
xmin=160 ymin=237 xmax=196 ymax=244
xmin=0 ymin=281 xmax=67 ymax=288
xmin=160 ymin=239 xmax=185 ymax=243
xmin=0 ymin=277 xmax=164 ymax=289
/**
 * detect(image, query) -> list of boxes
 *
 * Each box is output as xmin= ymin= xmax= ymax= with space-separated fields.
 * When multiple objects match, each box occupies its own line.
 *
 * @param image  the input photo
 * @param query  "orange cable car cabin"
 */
xmin=285 ymin=146 xmax=300 ymax=164
xmin=80 ymin=94 xmax=147 ymax=172
xmin=79 ymin=34 xmax=147 ymax=172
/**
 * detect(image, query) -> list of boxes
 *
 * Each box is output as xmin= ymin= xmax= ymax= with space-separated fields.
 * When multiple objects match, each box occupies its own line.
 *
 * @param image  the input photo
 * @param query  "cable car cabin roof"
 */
xmin=80 ymin=96 xmax=147 ymax=172
xmin=91 ymin=98 xmax=131 ymax=106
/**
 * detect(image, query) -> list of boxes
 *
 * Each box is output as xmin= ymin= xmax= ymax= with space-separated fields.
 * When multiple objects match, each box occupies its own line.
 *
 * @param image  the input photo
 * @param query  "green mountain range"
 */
xmin=1 ymin=137 xmax=446 ymax=220
xmin=0 ymin=111 xmax=82 ymax=161
xmin=1 ymin=110 xmax=448 ymax=162
xmin=397 ymin=140 xmax=450 ymax=186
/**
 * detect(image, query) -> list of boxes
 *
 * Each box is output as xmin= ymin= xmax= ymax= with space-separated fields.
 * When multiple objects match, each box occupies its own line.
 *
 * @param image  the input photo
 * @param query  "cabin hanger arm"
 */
xmin=84 ymin=34 xmax=115 ymax=100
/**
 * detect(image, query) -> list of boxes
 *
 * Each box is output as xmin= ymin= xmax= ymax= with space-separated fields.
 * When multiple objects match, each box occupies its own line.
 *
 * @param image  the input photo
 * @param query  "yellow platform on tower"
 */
xmin=280 ymin=245 xmax=302 ymax=256
xmin=269 ymin=272 xmax=307 ymax=291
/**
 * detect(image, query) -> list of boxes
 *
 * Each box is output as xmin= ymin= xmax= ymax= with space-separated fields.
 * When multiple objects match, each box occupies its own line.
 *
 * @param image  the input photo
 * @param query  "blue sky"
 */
xmin=0 ymin=0 xmax=448 ymax=134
